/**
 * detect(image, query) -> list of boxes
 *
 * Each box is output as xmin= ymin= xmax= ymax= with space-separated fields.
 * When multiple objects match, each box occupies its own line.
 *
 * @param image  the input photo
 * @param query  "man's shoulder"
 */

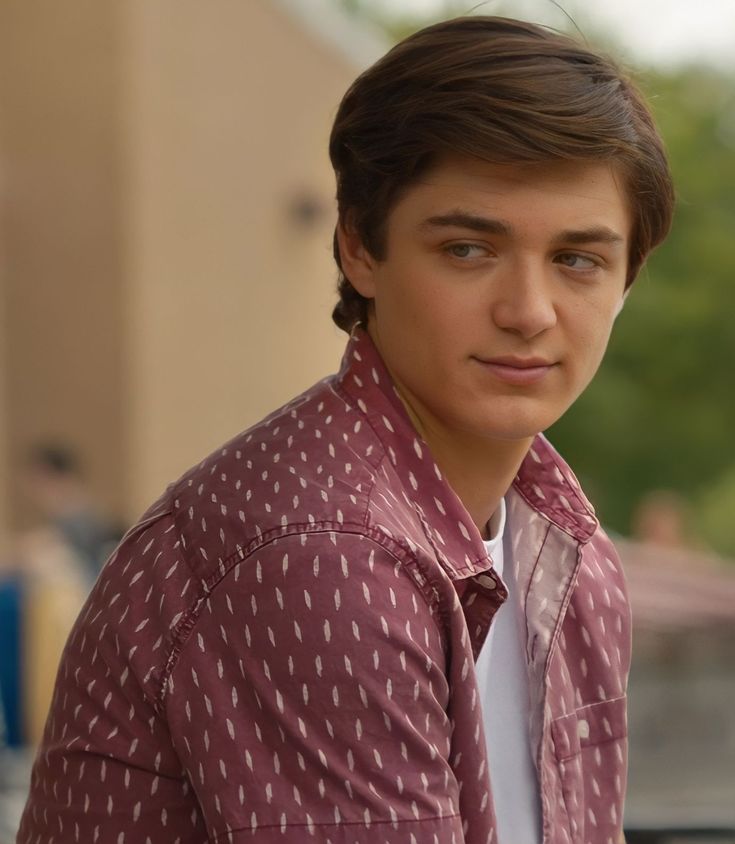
xmin=78 ymin=374 xmax=399 ymax=700
xmin=152 ymin=373 xmax=402 ymax=583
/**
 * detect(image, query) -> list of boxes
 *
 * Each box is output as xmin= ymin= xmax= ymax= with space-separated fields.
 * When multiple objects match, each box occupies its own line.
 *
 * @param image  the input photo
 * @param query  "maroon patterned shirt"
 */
xmin=19 ymin=330 xmax=631 ymax=843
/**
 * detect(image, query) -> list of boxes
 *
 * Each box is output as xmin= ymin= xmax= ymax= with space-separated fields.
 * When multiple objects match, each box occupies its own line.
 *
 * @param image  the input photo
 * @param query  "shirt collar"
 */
xmin=337 ymin=329 xmax=598 ymax=579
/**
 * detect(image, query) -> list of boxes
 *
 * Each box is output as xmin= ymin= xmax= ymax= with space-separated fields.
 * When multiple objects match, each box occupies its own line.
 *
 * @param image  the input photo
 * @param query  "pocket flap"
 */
xmin=551 ymin=695 xmax=627 ymax=761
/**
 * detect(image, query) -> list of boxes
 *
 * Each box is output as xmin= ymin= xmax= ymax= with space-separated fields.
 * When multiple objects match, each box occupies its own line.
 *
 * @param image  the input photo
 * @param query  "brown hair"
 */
xmin=329 ymin=16 xmax=675 ymax=332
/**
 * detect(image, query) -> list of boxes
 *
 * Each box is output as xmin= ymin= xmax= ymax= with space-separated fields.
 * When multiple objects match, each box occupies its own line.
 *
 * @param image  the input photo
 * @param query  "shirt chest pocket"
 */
xmin=550 ymin=696 xmax=628 ymax=844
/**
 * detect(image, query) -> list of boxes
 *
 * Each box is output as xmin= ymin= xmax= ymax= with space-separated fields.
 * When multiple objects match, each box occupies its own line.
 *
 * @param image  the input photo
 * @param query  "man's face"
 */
xmin=341 ymin=155 xmax=630 ymax=447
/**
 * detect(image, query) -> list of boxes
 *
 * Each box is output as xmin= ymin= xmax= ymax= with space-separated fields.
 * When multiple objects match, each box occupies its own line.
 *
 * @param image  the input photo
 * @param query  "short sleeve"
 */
xmin=165 ymin=530 xmax=464 ymax=842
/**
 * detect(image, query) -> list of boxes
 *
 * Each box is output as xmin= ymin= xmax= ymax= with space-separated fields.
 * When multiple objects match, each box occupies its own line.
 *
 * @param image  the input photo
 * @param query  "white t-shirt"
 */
xmin=476 ymin=500 xmax=542 ymax=844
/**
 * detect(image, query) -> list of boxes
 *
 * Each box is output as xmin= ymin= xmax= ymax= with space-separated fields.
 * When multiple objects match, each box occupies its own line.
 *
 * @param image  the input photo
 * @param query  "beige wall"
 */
xmin=0 ymin=189 xmax=8 ymax=539
xmin=0 ymin=0 xmax=369 ymax=527
xmin=0 ymin=0 xmax=127 ymax=527
xmin=120 ymin=0 xmax=353 ymax=516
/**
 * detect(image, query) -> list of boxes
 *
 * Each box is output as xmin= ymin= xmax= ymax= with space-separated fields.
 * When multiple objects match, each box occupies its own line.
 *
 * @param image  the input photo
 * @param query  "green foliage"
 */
xmin=697 ymin=466 xmax=735 ymax=558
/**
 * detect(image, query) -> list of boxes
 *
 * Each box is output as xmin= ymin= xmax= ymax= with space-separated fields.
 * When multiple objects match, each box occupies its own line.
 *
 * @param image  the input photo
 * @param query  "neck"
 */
xmin=364 ymin=322 xmax=532 ymax=539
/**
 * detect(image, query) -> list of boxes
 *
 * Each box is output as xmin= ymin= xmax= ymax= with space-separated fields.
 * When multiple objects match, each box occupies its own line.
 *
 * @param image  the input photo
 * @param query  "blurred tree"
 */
xmin=334 ymin=1 xmax=735 ymax=558
xmin=697 ymin=466 xmax=735 ymax=558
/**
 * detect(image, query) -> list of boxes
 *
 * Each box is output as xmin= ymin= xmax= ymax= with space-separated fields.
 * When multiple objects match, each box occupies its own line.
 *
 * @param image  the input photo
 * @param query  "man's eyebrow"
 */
xmin=419 ymin=214 xmax=626 ymax=246
xmin=553 ymin=226 xmax=626 ymax=246
xmin=419 ymin=212 xmax=511 ymax=235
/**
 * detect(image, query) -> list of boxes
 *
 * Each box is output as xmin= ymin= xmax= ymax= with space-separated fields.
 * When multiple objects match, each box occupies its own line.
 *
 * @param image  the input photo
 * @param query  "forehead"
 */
xmin=388 ymin=155 xmax=632 ymax=239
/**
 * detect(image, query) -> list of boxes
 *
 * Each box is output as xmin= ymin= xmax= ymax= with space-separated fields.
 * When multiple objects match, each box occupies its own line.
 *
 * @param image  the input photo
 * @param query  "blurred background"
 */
xmin=0 ymin=1 xmax=733 ymax=841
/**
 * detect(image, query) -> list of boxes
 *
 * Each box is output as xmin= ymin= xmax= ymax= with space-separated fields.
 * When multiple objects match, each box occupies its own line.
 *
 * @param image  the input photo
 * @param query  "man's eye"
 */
xmin=555 ymin=252 xmax=598 ymax=270
xmin=446 ymin=243 xmax=486 ymax=259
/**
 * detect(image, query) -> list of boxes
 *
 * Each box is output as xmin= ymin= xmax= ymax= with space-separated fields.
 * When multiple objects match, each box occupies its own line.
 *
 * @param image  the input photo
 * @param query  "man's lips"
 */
xmin=472 ymin=355 xmax=558 ymax=386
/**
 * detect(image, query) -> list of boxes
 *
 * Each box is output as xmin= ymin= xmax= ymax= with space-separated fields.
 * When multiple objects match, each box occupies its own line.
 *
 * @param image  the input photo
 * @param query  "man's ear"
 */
xmin=336 ymin=217 xmax=378 ymax=299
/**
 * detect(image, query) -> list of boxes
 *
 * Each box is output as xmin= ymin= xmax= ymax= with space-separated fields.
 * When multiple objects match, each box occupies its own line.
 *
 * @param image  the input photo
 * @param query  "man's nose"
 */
xmin=489 ymin=260 xmax=557 ymax=340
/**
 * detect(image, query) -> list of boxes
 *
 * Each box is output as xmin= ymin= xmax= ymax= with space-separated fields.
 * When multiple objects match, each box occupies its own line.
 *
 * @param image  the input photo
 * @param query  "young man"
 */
xmin=19 ymin=16 xmax=674 ymax=844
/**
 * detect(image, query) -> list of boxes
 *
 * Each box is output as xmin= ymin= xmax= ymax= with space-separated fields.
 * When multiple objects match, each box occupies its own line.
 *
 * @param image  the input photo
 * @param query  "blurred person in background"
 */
xmin=0 ymin=444 xmax=117 ymax=821
xmin=631 ymin=488 xmax=698 ymax=550
xmin=21 ymin=443 xmax=123 ymax=585
xmin=0 ymin=445 xmax=109 ymax=841
xmin=18 ymin=15 xmax=674 ymax=844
